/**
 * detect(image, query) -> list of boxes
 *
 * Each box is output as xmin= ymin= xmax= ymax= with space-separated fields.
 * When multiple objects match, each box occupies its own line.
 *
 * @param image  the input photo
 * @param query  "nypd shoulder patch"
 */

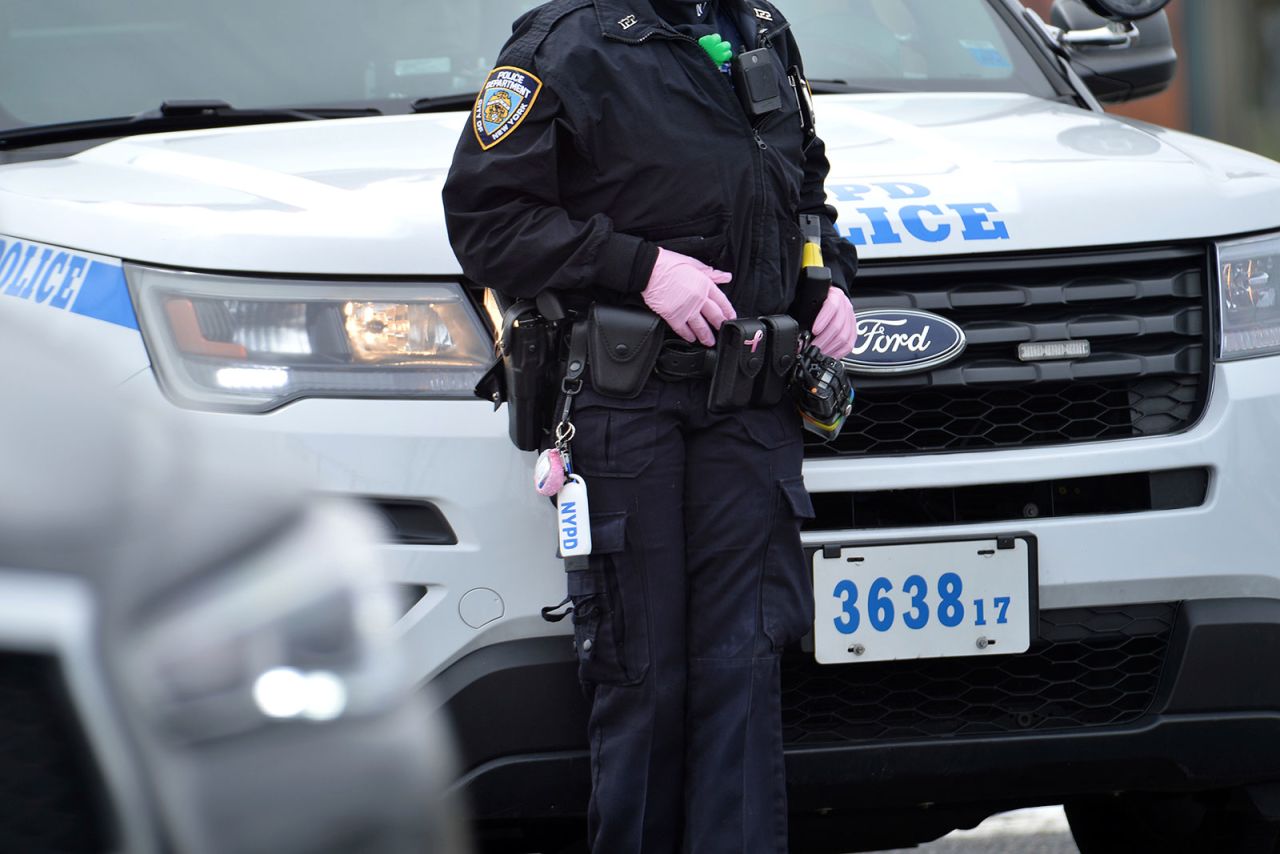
xmin=473 ymin=66 xmax=543 ymax=151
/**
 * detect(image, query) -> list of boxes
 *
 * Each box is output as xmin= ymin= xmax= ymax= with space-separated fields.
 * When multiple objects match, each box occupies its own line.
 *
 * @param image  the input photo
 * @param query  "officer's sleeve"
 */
xmin=785 ymin=32 xmax=859 ymax=295
xmin=442 ymin=56 xmax=658 ymax=300
xmin=800 ymin=134 xmax=858 ymax=294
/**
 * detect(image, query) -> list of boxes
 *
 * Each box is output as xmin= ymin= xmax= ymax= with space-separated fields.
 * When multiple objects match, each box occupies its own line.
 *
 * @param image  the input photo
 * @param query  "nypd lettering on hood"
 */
xmin=844 ymin=309 xmax=966 ymax=375
xmin=0 ymin=236 xmax=137 ymax=330
xmin=828 ymin=181 xmax=1010 ymax=247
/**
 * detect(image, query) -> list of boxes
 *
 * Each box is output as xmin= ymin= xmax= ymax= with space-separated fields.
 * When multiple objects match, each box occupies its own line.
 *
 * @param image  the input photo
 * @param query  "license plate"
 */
xmin=812 ymin=535 xmax=1036 ymax=665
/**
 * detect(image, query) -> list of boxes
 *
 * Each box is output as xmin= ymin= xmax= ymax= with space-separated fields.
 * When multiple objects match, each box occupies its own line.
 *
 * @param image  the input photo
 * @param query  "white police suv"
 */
xmin=4 ymin=0 xmax=1280 ymax=851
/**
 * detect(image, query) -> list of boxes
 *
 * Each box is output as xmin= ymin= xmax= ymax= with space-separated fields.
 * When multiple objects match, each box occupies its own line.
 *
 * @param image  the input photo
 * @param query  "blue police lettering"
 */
xmin=22 ymin=248 xmax=55 ymax=301
xmin=829 ymin=181 xmax=1010 ymax=245
xmin=0 ymin=236 xmax=134 ymax=328
xmin=950 ymin=203 xmax=1010 ymax=241
xmin=830 ymin=181 xmax=930 ymax=202
xmin=847 ymin=207 xmax=903 ymax=246
xmin=900 ymin=205 xmax=951 ymax=242
xmin=560 ymin=501 xmax=579 ymax=549
xmin=0 ymin=240 xmax=91 ymax=312
xmin=0 ymin=240 xmax=20 ymax=292
xmin=841 ymin=203 xmax=1010 ymax=246
xmin=831 ymin=184 xmax=871 ymax=202
xmin=3 ymin=244 xmax=37 ymax=296
xmin=878 ymin=182 xmax=930 ymax=200
xmin=49 ymin=254 xmax=83 ymax=309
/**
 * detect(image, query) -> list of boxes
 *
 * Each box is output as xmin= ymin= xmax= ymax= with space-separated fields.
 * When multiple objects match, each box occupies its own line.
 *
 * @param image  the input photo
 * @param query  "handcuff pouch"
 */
xmin=755 ymin=314 xmax=800 ymax=406
xmin=709 ymin=317 xmax=767 ymax=413
xmin=587 ymin=304 xmax=663 ymax=399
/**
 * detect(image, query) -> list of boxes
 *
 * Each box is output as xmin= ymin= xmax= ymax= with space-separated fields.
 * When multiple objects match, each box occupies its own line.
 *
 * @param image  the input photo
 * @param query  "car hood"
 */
xmin=0 ymin=92 xmax=1277 ymax=274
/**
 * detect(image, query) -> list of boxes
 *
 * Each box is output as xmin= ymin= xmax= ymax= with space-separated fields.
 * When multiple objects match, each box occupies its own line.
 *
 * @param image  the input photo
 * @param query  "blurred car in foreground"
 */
xmin=0 ymin=309 xmax=470 ymax=854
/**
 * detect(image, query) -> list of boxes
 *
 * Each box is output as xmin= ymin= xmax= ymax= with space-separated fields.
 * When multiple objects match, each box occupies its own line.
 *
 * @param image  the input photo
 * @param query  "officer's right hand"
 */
xmin=642 ymin=248 xmax=736 ymax=347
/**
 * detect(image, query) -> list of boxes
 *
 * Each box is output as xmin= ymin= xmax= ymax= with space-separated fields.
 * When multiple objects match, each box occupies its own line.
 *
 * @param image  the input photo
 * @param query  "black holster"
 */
xmin=485 ymin=300 xmax=558 ymax=452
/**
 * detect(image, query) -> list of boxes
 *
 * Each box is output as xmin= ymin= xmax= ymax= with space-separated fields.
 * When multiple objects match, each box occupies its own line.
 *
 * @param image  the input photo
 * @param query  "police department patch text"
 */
xmin=473 ymin=66 xmax=543 ymax=151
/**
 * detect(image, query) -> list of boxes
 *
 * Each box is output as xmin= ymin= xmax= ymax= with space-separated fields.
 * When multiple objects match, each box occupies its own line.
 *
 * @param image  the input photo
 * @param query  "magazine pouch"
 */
xmin=708 ymin=318 xmax=767 ymax=414
xmin=755 ymin=314 xmax=800 ymax=407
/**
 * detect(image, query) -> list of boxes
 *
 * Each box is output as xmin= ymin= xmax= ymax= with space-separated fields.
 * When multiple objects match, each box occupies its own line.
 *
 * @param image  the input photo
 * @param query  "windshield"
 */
xmin=790 ymin=0 xmax=1057 ymax=96
xmin=1 ymin=0 xmax=1057 ymax=131
xmin=0 ymin=0 xmax=541 ymax=128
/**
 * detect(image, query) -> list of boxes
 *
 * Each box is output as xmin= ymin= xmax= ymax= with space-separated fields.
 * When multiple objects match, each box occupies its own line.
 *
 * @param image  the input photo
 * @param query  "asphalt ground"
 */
xmin=876 ymin=806 xmax=1079 ymax=853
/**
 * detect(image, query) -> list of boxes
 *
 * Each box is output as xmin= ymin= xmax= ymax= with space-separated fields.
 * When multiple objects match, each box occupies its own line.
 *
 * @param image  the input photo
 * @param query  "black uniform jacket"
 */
xmin=442 ymin=0 xmax=856 ymax=319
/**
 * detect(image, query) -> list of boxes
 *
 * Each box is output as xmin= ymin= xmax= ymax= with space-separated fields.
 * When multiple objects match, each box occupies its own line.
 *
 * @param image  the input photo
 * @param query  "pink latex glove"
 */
xmin=810 ymin=287 xmax=858 ymax=357
xmin=641 ymin=248 xmax=736 ymax=347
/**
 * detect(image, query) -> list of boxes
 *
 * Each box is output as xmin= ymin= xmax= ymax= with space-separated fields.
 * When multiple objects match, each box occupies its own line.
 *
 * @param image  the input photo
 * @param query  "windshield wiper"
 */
xmin=148 ymin=100 xmax=382 ymax=120
xmin=806 ymin=78 xmax=1079 ymax=104
xmin=806 ymin=79 xmax=921 ymax=95
xmin=410 ymin=94 xmax=480 ymax=114
xmin=0 ymin=100 xmax=382 ymax=150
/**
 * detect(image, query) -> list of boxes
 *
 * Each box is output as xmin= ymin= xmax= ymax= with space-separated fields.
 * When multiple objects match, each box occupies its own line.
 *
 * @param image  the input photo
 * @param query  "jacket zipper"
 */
xmin=611 ymin=25 xmax=771 ymax=297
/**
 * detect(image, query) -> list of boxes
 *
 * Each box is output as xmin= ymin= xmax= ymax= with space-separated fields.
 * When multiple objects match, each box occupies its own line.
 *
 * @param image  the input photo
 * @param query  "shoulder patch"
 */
xmin=473 ymin=66 xmax=543 ymax=151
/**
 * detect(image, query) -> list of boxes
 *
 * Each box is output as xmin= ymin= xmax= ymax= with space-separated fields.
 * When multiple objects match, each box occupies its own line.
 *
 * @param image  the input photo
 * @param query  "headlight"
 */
xmin=126 ymin=265 xmax=494 ymax=412
xmin=1217 ymin=233 xmax=1280 ymax=361
xmin=125 ymin=501 xmax=407 ymax=745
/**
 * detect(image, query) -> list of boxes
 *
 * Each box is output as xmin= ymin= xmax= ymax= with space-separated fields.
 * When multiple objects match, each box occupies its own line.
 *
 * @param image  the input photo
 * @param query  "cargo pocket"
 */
xmin=567 ymin=511 xmax=650 ymax=686
xmin=567 ymin=385 xmax=659 ymax=478
xmin=762 ymin=476 xmax=816 ymax=652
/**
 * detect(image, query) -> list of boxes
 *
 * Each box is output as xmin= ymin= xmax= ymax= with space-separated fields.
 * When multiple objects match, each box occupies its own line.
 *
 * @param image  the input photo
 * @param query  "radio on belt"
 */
xmin=732 ymin=48 xmax=783 ymax=117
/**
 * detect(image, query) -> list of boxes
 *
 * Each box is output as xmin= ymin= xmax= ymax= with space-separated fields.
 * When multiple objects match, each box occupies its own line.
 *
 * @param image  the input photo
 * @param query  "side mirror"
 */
xmin=1050 ymin=0 xmax=1177 ymax=103
xmin=1080 ymin=0 xmax=1172 ymax=21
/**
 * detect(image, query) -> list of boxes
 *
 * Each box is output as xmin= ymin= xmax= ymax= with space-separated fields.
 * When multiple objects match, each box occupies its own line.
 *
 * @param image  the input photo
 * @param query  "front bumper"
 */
xmin=445 ymin=598 xmax=1280 ymax=842
xmin=123 ymin=352 xmax=1280 ymax=690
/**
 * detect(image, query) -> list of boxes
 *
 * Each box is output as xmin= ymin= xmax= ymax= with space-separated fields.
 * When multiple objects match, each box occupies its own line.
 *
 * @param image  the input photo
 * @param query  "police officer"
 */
xmin=443 ymin=1 xmax=858 ymax=852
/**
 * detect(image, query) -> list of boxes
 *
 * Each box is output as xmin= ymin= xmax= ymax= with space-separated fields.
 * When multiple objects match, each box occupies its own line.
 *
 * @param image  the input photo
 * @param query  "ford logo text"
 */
xmin=843 ymin=309 xmax=967 ymax=375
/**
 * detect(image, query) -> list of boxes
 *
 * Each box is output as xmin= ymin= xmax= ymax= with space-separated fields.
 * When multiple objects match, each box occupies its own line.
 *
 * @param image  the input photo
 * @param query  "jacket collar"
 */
xmin=594 ymin=0 xmax=671 ymax=43
xmin=594 ymin=0 xmax=765 ymax=48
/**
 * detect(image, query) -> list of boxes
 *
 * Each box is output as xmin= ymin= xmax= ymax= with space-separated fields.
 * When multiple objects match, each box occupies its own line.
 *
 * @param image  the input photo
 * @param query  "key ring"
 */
xmin=555 ymin=421 xmax=576 ymax=446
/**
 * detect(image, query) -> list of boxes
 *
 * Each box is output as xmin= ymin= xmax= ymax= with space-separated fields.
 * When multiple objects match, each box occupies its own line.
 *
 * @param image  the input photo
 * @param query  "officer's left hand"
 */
xmin=642 ymin=248 xmax=736 ymax=347
xmin=811 ymin=287 xmax=858 ymax=358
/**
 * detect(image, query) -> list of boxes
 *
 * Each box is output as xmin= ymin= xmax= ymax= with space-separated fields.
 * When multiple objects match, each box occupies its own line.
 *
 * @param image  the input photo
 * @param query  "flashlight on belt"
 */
xmin=789 ymin=216 xmax=855 ymax=441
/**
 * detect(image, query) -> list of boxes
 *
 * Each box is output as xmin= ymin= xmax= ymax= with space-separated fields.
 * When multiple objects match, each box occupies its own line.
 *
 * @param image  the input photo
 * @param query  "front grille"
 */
xmin=805 ymin=467 xmax=1210 ymax=530
xmin=0 ymin=654 xmax=114 ymax=852
xmin=809 ymin=247 xmax=1209 ymax=457
xmin=782 ymin=603 xmax=1177 ymax=745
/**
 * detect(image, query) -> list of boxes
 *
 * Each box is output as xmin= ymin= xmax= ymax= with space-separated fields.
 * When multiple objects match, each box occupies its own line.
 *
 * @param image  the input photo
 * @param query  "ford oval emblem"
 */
xmin=843 ymin=309 xmax=967 ymax=375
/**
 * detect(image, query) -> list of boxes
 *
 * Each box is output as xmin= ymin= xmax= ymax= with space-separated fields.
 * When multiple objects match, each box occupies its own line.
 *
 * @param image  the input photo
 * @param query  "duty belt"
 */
xmin=654 ymin=339 xmax=717 ymax=381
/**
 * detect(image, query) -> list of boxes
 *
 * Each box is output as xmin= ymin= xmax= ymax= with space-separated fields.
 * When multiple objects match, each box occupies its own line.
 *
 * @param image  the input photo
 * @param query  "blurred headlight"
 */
xmin=126 ymin=501 xmax=407 ymax=745
xmin=126 ymin=265 xmax=494 ymax=412
xmin=1217 ymin=233 xmax=1280 ymax=361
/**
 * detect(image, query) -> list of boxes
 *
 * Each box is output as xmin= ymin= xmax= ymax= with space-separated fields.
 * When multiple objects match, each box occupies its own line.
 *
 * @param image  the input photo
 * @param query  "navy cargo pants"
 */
xmin=565 ymin=374 xmax=815 ymax=854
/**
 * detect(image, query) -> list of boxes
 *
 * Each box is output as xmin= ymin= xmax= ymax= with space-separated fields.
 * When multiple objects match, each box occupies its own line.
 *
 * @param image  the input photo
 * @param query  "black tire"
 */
xmin=1066 ymin=793 xmax=1280 ymax=854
